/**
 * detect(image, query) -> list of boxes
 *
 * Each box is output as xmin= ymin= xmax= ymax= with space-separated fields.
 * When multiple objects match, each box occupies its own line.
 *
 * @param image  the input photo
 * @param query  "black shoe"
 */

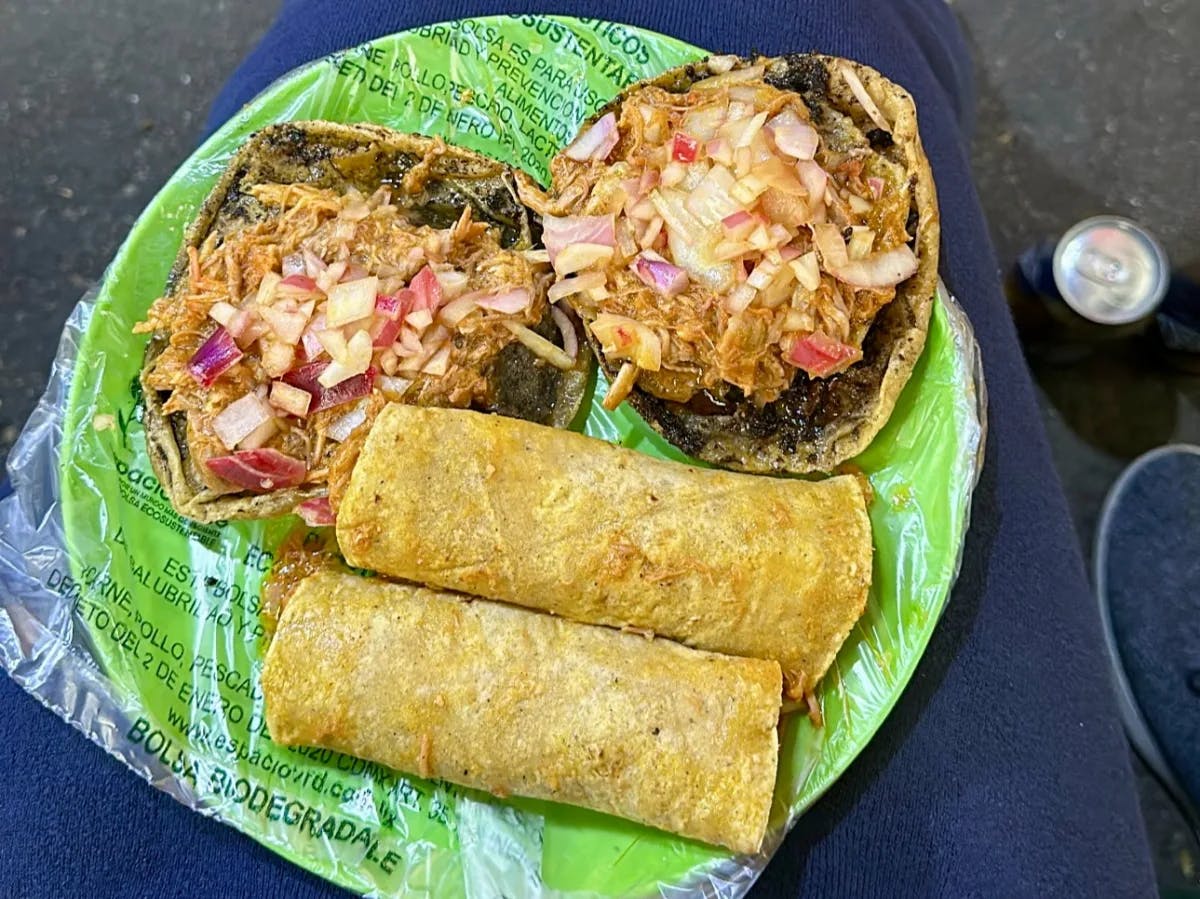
xmin=1096 ymin=445 xmax=1200 ymax=840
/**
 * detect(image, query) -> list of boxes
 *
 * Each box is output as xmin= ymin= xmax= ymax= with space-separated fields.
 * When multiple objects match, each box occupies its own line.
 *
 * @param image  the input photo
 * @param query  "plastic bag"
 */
xmin=0 ymin=16 xmax=986 ymax=898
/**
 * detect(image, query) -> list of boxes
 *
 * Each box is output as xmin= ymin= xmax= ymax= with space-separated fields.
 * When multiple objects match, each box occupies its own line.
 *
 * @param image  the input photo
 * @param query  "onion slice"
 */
xmin=326 ymin=401 xmax=368 ymax=443
xmin=187 ymin=327 xmax=243 ymax=387
xmin=840 ymin=63 xmax=891 ymax=133
xmin=500 ymin=321 xmax=575 ymax=370
xmin=589 ymin=313 xmax=662 ymax=371
xmin=206 ymin=449 xmax=306 ymax=493
xmin=295 ymin=496 xmax=335 ymax=527
xmin=541 ymin=214 xmax=615 ymax=264
xmin=550 ymin=306 xmax=579 ymax=362
xmin=548 ymin=272 xmax=605 ymax=303
xmin=476 ymin=288 xmax=531 ymax=314
xmin=269 ymin=380 xmax=313 ymax=418
xmin=784 ymin=332 xmax=863 ymax=378
xmin=811 ymin=222 xmax=850 ymax=269
xmin=282 ymin=362 xmax=375 ymax=413
xmin=766 ymin=109 xmax=819 ymax=160
xmin=601 ymin=361 xmax=639 ymax=410
xmin=325 ymin=276 xmax=379 ymax=327
xmin=632 ymin=253 xmax=689 ymax=297
xmin=825 ymin=244 xmax=919 ymax=289
xmin=212 ymin=392 xmax=274 ymax=451
xmin=563 ymin=112 xmax=619 ymax=162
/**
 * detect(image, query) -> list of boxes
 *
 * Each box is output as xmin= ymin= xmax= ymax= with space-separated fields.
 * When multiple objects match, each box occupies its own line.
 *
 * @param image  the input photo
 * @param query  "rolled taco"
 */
xmin=135 ymin=121 xmax=589 ymax=523
xmin=518 ymin=54 xmax=939 ymax=473
xmin=335 ymin=403 xmax=873 ymax=700
xmin=262 ymin=569 xmax=782 ymax=854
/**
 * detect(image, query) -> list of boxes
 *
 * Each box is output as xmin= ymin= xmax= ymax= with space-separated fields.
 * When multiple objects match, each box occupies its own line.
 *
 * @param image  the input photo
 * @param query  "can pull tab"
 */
xmin=1077 ymin=246 xmax=1133 ymax=286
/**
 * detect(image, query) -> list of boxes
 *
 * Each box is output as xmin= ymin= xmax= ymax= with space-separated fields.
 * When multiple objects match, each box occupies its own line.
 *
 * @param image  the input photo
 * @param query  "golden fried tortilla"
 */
xmin=336 ymin=403 xmax=873 ymax=699
xmin=262 ymin=570 xmax=781 ymax=854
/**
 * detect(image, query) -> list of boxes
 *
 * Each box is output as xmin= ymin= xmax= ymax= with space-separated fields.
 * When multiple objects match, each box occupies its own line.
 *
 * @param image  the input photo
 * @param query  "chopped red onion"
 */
xmin=282 ymin=362 xmax=375 ymax=413
xmin=409 ymin=265 xmax=443 ymax=312
xmin=563 ymin=112 xmax=619 ymax=162
xmin=206 ymin=449 xmax=306 ymax=492
xmin=826 ymin=244 xmax=919 ymax=289
xmin=541 ymin=214 xmax=615 ymax=264
xmin=476 ymin=288 xmax=531 ymax=314
xmin=212 ymin=392 xmax=274 ymax=450
xmin=632 ymin=253 xmax=689 ymax=297
xmin=281 ymin=253 xmax=306 ymax=277
xmin=295 ymin=496 xmax=335 ymax=526
xmin=766 ymin=110 xmax=819 ymax=160
xmin=785 ymin=332 xmax=863 ymax=377
xmin=550 ymin=306 xmax=578 ymax=361
xmin=187 ymin=327 xmax=243 ymax=387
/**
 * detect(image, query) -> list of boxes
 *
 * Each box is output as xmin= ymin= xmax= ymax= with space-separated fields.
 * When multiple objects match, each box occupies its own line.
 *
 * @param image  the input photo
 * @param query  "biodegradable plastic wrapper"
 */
xmin=0 ymin=16 xmax=986 ymax=898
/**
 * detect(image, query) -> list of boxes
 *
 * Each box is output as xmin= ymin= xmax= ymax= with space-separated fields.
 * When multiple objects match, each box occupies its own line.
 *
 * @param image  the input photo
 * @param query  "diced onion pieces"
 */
xmin=847 ymin=227 xmax=876 ymax=260
xmin=476 ymin=288 xmax=531 ymax=314
xmin=421 ymin=345 xmax=452 ymax=377
xmin=378 ymin=375 xmax=412 ymax=400
xmin=279 ymin=274 xmax=319 ymax=294
xmin=325 ymin=276 xmax=379 ymax=327
xmin=564 ymin=112 xmax=619 ymax=162
xmin=434 ymin=268 xmax=470 ymax=299
xmin=790 ymin=252 xmax=821 ymax=291
xmin=212 ymin=392 xmax=275 ymax=451
xmin=372 ymin=315 xmax=403 ymax=348
xmin=187 ymin=326 xmax=243 ymax=387
xmin=374 ymin=293 xmax=406 ymax=320
xmin=326 ymin=401 xmax=368 ymax=442
xmin=260 ymin=305 xmax=309 ymax=345
xmin=589 ymin=313 xmax=662 ymax=371
xmin=208 ymin=301 xmax=238 ymax=329
xmin=785 ymin=332 xmax=863 ymax=378
xmin=632 ymin=253 xmax=689 ymax=297
xmin=269 ymin=380 xmax=313 ymax=418
xmin=671 ymin=132 xmax=699 ymax=163
xmin=281 ymin=253 xmax=306 ymax=277
xmin=826 ymin=244 xmax=919 ymax=289
xmin=409 ymin=265 xmax=443 ymax=312
xmin=282 ymin=362 xmax=375 ymax=413
xmin=207 ymin=448 xmax=306 ymax=493
xmin=541 ymin=214 xmax=615 ymax=264
xmin=436 ymin=294 xmax=479 ymax=327
xmin=553 ymin=243 xmax=614 ymax=275
xmin=811 ymin=222 xmax=850 ymax=269
xmin=295 ymin=496 xmax=335 ymax=527
xmin=766 ymin=109 xmax=819 ymax=160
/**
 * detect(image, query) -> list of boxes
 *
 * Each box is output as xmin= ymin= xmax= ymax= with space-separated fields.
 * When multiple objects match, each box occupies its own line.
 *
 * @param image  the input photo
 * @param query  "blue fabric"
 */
xmin=1 ymin=2 xmax=1157 ymax=897
xmin=1101 ymin=448 xmax=1200 ymax=812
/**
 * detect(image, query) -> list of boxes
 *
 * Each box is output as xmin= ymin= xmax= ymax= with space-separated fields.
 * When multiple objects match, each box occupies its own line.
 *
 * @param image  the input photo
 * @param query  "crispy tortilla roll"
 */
xmin=262 ymin=570 xmax=782 ymax=853
xmin=336 ymin=404 xmax=873 ymax=698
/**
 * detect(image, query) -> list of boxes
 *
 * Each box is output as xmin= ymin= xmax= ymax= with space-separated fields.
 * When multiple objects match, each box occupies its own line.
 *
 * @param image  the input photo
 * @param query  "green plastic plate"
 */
xmin=58 ymin=16 xmax=984 ymax=897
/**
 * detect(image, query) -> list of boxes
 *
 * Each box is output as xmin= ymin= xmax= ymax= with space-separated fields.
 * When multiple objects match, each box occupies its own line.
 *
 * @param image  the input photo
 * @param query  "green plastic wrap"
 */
xmin=0 ymin=16 xmax=985 ymax=898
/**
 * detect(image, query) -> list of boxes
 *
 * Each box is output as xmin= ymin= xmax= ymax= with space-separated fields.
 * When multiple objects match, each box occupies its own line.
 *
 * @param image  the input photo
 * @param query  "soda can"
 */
xmin=1007 ymin=216 xmax=1170 ymax=361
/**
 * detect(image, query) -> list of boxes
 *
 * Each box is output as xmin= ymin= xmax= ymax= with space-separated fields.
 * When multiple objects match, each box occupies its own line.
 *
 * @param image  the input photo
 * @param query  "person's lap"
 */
xmin=0 ymin=1 xmax=1157 ymax=896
